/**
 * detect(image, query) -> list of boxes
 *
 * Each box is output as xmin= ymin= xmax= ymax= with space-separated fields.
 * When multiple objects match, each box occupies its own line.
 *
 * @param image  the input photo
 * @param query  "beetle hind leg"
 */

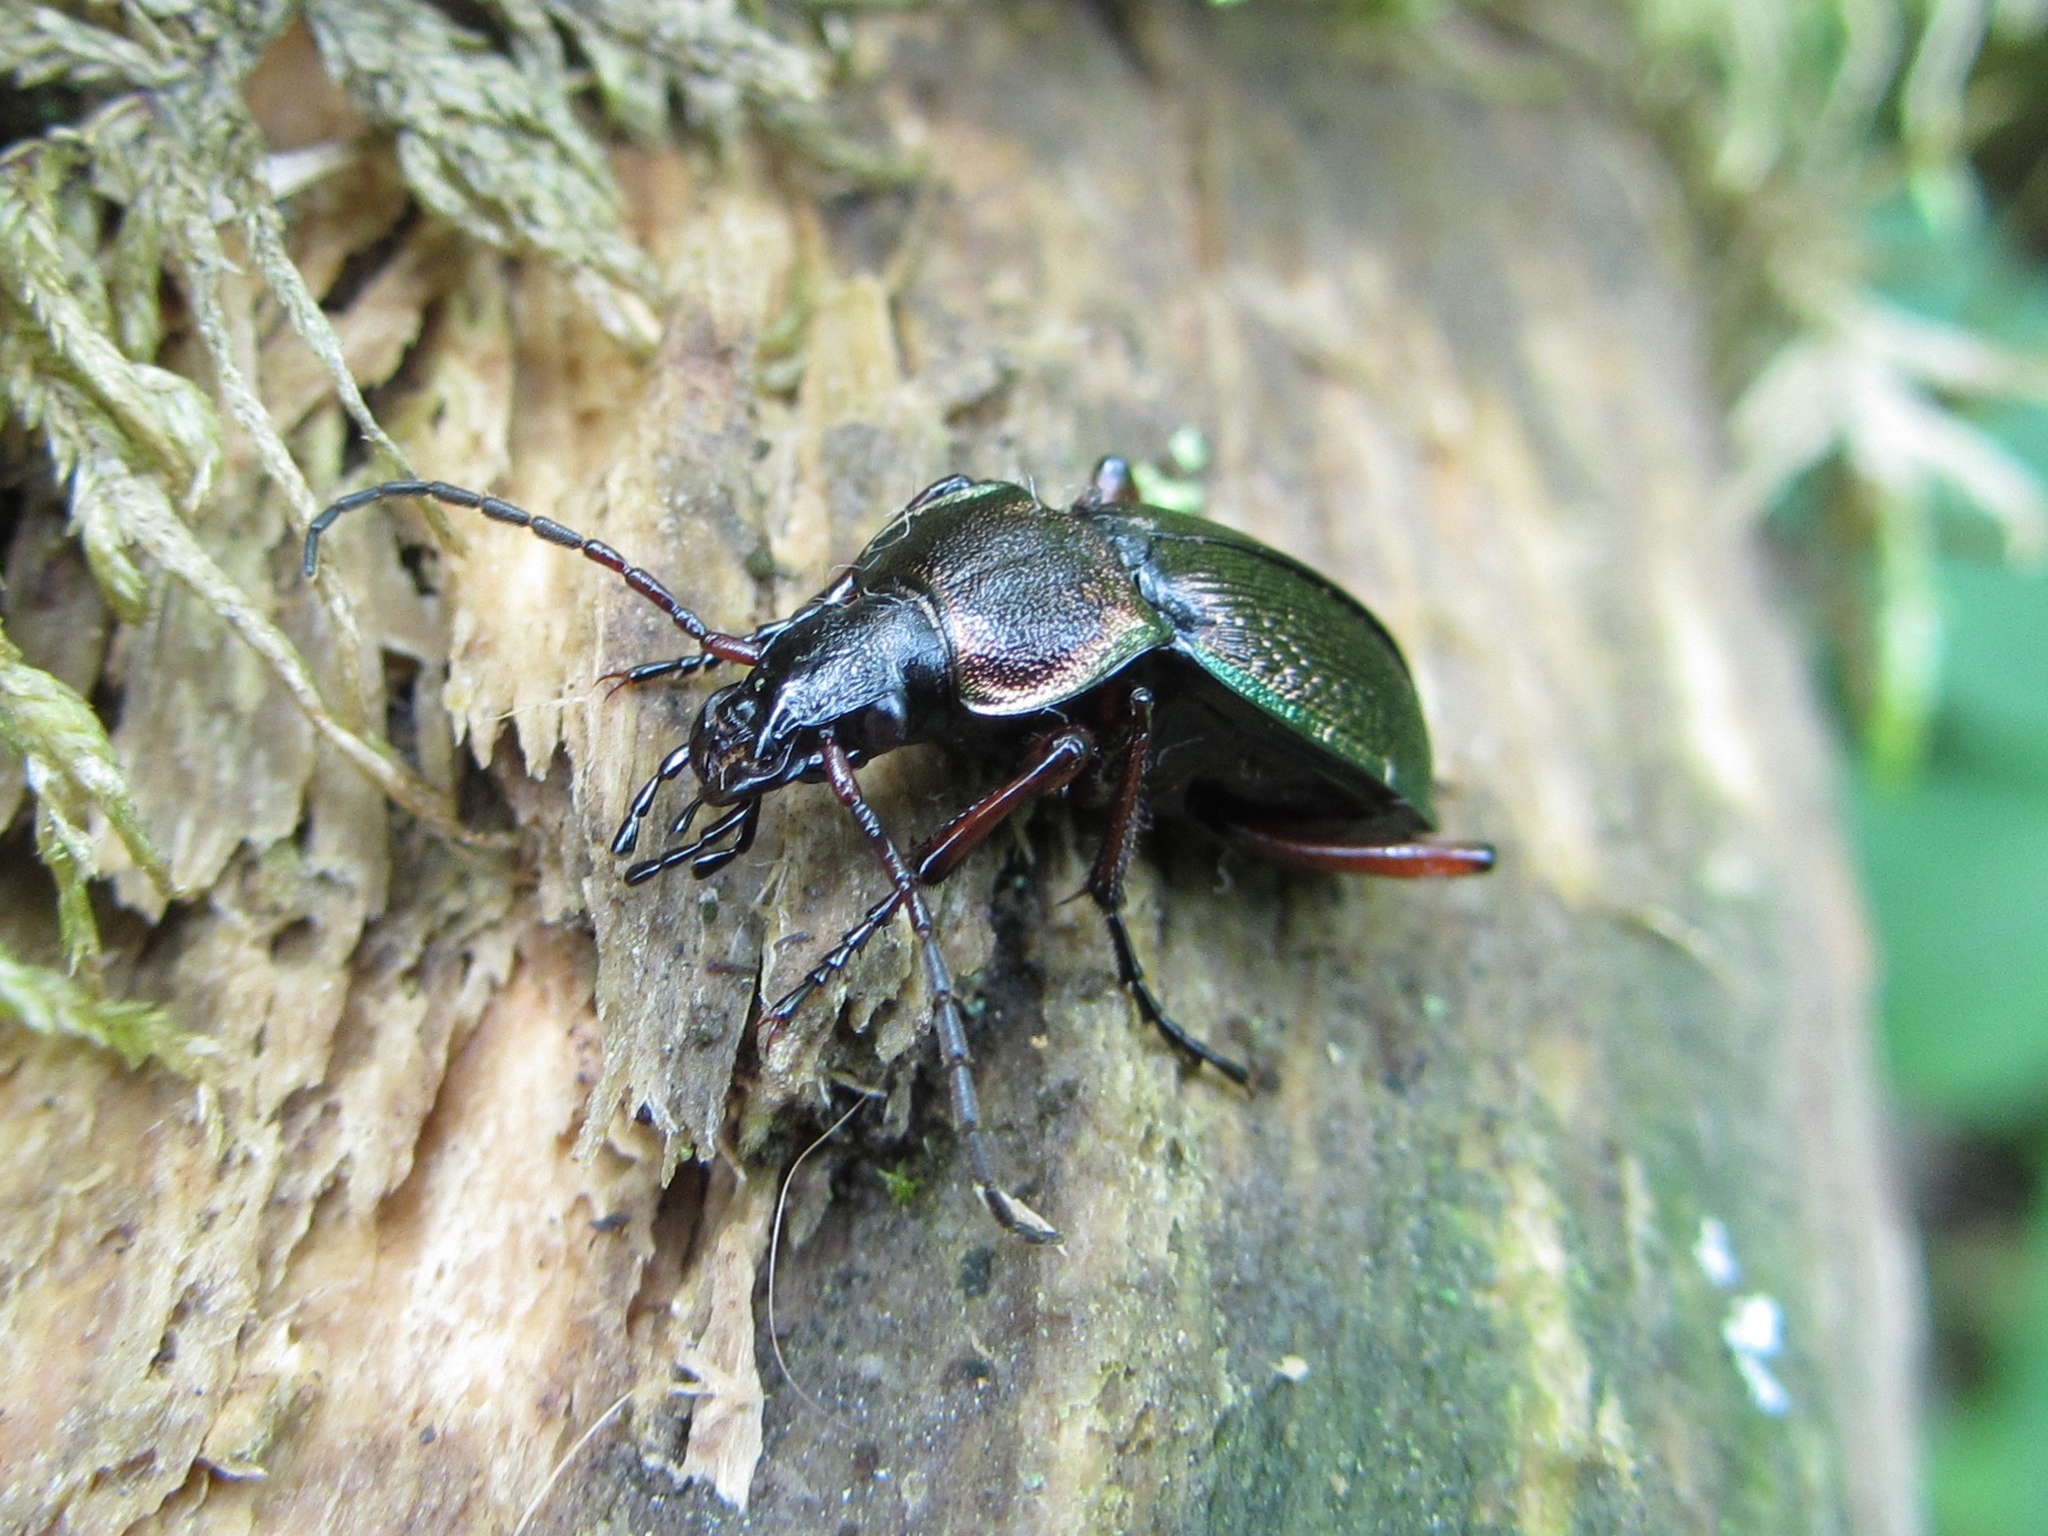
xmin=1228 ymin=823 xmax=1497 ymax=878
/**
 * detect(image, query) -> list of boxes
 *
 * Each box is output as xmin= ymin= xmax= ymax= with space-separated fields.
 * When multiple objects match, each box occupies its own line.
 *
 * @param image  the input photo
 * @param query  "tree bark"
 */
xmin=0 ymin=6 xmax=1917 ymax=1535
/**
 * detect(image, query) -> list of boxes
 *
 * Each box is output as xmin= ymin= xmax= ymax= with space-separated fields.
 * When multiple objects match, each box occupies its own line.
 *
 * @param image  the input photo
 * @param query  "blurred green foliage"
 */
xmin=1930 ymin=1187 xmax=2048 ymax=1536
xmin=1838 ymin=212 xmax=2048 ymax=1535
xmin=1855 ymin=561 xmax=2048 ymax=1123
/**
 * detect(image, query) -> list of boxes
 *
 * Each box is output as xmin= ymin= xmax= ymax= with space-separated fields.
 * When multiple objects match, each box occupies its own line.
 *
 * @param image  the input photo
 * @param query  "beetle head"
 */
xmin=690 ymin=596 xmax=944 ymax=803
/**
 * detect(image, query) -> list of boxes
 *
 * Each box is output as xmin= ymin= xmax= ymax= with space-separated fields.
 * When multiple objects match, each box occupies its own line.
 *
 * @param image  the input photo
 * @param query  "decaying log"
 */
xmin=0 ymin=6 xmax=1916 ymax=1534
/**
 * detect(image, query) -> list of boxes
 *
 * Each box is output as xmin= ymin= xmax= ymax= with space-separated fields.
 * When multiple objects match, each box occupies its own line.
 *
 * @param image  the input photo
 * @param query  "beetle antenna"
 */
xmin=303 ymin=480 xmax=762 ymax=666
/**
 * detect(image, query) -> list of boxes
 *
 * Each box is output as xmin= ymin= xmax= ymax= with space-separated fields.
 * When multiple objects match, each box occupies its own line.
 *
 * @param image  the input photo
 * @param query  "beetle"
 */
xmin=305 ymin=456 xmax=1494 ymax=1243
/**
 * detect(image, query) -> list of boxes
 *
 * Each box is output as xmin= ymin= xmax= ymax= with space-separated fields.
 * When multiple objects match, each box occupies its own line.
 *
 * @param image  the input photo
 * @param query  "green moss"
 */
xmin=1204 ymin=1134 xmax=1515 ymax=1534
xmin=0 ymin=942 xmax=214 ymax=1078
xmin=0 ymin=0 xmax=889 ymax=1058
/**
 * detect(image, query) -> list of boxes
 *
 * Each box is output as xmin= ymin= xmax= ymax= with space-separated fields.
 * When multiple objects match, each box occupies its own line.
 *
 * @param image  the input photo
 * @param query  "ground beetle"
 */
xmin=306 ymin=457 xmax=1494 ymax=1243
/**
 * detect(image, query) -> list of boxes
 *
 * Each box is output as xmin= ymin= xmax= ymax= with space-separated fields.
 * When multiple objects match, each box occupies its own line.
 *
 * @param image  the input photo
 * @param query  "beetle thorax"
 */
xmin=690 ymin=595 xmax=947 ymax=803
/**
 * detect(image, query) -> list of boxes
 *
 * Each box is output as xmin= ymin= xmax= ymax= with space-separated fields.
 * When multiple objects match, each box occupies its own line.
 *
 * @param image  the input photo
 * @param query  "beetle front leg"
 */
xmin=599 ymin=652 xmax=724 ymax=696
xmin=1090 ymin=687 xmax=1252 ymax=1086
xmin=820 ymin=735 xmax=1061 ymax=1245
xmin=600 ymin=585 xmax=857 ymax=698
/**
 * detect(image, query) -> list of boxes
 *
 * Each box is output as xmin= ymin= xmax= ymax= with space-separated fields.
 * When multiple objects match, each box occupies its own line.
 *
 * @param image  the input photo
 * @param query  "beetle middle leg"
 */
xmin=1090 ymin=686 xmax=1252 ymax=1086
xmin=819 ymin=734 xmax=1060 ymax=1245
xmin=598 ymin=584 xmax=861 ymax=697
xmin=759 ymin=726 xmax=1095 ymax=1037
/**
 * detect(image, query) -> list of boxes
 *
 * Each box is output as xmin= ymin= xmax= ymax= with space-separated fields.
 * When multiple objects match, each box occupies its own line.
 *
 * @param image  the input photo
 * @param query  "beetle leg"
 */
xmin=906 ymin=473 xmax=975 ymax=511
xmin=611 ymin=746 xmax=696 ymax=855
xmin=760 ymin=728 xmax=1095 ymax=1035
xmin=600 ymin=653 xmax=723 ymax=696
xmin=1228 ymin=824 xmax=1497 ymax=878
xmin=622 ymin=800 xmax=755 ymax=885
xmin=820 ymin=735 xmax=1060 ymax=1245
xmin=1082 ymin=455 xmax=1140 ymax=507
xmin=1090 ymin=687 xmax=1252 ymax=1086
xmin=760 ymin=891 xmax=901 ymax=1038
xmin=303 ymin=481 xmax=762 ymax=666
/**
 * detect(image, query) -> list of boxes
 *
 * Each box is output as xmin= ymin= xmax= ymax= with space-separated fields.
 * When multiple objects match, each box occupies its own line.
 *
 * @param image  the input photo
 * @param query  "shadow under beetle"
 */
xmin=306 ymin=456 xmax=1494 ymax=1243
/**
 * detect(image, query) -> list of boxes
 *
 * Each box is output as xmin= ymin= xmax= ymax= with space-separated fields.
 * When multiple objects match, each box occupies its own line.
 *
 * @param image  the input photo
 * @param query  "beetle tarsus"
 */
xmin=1101 ymin=908 xmax=1252 ymax=1085
xmin=980 ymin=1184 xmax=1061 ymax=1245
xmin=759 ymin=727 xmax=1095 ymax=1038
xmin=601 ymin=653 xmax=723 ymax=696
xmin=762 ymin=893 xmax=898 ymax=1034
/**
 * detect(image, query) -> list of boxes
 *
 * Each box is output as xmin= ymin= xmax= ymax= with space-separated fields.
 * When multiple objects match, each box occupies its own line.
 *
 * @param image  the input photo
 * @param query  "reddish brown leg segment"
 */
xmin=820 ymin=736 xmax=1060 ymax=1245
xmin=1230 ymin=823 xmax=1497 ymax=878
xmin=760 ymin=728 xmax=1094 ymax=1036
xmin=1090 ymin=687 xmax=1251 ymax=1086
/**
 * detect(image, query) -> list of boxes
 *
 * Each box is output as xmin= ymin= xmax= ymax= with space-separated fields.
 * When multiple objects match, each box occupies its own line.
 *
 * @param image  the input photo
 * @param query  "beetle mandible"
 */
xmin=305 ymin=456 xmax=1494 ymax=1243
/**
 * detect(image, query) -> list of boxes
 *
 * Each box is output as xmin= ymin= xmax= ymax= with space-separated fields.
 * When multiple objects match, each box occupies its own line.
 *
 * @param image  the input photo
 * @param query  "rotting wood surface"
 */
xmin=0 ymin=7 xmax=1916 ymax=1536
